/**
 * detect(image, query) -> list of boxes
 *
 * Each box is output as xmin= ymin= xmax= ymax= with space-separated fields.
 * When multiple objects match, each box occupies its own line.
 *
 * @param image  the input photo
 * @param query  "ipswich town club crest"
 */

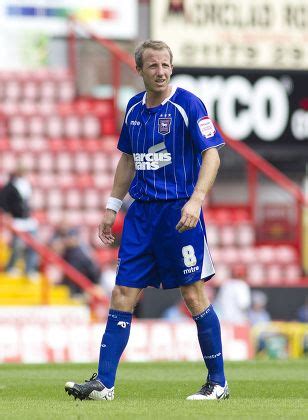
xmin=158 ymin=117 xmax=172 ymax=135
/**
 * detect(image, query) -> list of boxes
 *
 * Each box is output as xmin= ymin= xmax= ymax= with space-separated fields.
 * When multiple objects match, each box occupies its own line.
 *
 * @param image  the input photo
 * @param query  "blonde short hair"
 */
xmin=135 ymin=40 xmax=173 ymax=68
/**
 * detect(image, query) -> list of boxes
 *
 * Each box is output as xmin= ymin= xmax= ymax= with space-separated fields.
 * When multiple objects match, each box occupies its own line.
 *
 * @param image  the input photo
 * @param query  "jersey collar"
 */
xmin=142 ymin=85 xmax=177 ymax=106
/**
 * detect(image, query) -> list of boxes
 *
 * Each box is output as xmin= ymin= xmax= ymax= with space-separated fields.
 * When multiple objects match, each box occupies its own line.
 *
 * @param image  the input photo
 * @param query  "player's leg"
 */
xmin=181 ymin=280 xmax=229 ymax=400
xmin=65 ymin=285 xmax=142 ymax=401
xmin=97 ymin=285 xmax=142 ymax=388
xmin=153 ymin=200 xmax=228 ymax=399
xmin=65 ymin=201 xmax=157 ymax=401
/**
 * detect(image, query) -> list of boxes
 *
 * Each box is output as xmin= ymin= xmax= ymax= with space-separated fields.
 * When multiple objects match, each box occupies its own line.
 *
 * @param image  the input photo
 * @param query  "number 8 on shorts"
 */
xmin=182 ymin=245 xmax=197 ymax=268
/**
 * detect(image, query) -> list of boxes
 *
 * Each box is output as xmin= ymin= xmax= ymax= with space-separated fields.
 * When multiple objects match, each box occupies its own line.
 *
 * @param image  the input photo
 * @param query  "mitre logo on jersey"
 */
xmin=198 ymin=116 xmax=216 ymax=138
xmin=133 ymin=142 xmax=172 ymax=170
xmin=158 ymin=117 xmax=172 ymax=135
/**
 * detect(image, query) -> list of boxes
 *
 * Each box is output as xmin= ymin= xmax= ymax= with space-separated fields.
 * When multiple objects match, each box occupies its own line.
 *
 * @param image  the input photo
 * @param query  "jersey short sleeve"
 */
xmin=117 ymin=120 xmax=132 ymax=155
xmin=188 ymin=96 xmax=225 ymax=154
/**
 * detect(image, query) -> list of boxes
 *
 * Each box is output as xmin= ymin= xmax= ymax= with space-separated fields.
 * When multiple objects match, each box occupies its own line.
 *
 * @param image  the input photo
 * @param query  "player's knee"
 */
xmin=182 ymin=292 xmax=201 ymax=313
xmin=110 ymin=285 xmax=135 ymax=312
xmin=180 ymin=282 xmax=209 ymax=314
xmin=110 ymin=286 xmax=126 ymax=309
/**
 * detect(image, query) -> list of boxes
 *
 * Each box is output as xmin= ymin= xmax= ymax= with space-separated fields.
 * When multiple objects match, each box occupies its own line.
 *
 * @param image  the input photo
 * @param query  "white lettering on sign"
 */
xmin=291 ymin=110 xmax=308 ymax=140
xmin=173 ymin=74 xmax=289 ymax=141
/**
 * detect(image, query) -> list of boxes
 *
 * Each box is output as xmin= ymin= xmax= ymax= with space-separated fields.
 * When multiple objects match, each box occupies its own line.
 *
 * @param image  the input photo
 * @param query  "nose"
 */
xmin=156 ymin=64 xmax=164 ymax=76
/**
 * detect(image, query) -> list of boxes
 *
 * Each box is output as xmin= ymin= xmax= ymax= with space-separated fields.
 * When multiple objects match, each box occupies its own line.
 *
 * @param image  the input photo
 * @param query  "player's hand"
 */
xmin=176 ymin=198 xmax=202 ymax=233
xmin=98 ymin=209 xmax=117 ymax=245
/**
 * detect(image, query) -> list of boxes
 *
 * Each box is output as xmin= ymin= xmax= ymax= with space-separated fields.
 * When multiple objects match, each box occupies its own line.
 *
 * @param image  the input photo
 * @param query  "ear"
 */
xmin=136 ymin=66 xmax=142 ymax=76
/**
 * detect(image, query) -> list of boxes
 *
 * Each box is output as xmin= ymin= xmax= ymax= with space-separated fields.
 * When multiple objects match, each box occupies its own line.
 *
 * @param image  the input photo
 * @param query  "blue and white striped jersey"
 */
xmin=118 ymin=86 xmax=224 ymax=201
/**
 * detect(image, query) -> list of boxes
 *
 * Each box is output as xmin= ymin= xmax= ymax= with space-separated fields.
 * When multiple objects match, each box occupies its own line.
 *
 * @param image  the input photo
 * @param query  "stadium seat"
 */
xmin=275 ymin=245 xmax=298 ymax=263
xmin=32 ymin=189 xmax=45 ymax=209
xmin=247 ymin=264 xmax=266 ymax=286
xmin=206 ymin=225 xmax=219 ymax=247
xmin=23 ymin=81 xmax=38 ymax=101
xmin=29 ymin=116 xmax=45 ymax=136
xmin=47 ymin=189 xmax=63 ymax=208
xmin=21 ymin=152 xmax=36 ymax=171
xmin=5 ymin=80 xmax=21 ymax=101
xmin=284 ymin=264 xmax=302 ymax=284
xmin=9 ymin=115 xmax=26 ymax=136
xmin=65 ymin=189 xmax=82 ymax=209
xmin=93 ymin=174 xmax=113 ymax=189
xmin=236 ymin=224 xmax=255 ymax=246
xmin=64 ymin=115 xmax=81 ymax=138
xmin=38 ymin=173 xmax=57 ymax=188
xmin=82 ymin=115 xmax=101 ymax=138
xmin=238 ymin=247 xmax=255 ymax=264
xmin=257 ymin=246 xmax=276 ymax=264
xmin=38 ymin=153 xmax=54 ymax=172
xmin=213 ymin=264 xmax=230 ymax=284
xmin=74 ymin=152 xmax=91 ymax=173
xmin=220 ymin=226 xmax=236 ymax=246
xmin=56 ymin=152 xmax=73 ymax=173
xmin=92 ymin=152 xmax=110 ymax=174
xmin=266 ymin=264 xmax=284 ymax=285
xmin=41 ymin=80 xmax=57 ymax=101
xmin=84 ymin=189 xmax=101 ymax=209
xmin=223 ymin=247 xmax=239 ymax=264
xmin=47 ymin=116 xmax=63 ymax=138
xmin=58 ymin=80 xmax=75 ymax=102
xmin=83 ymin=210 xmax=102 ymax=226
xmin=0 ymin=137 xmax=9 ymax=151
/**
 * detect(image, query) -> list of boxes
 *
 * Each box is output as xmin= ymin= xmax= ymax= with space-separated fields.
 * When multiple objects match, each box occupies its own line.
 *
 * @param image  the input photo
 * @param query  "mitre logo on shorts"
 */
xmin=183 ymin=266 xmax=200 ymax=275
xmin=133 ymin=142 xmax=172 ymax=170
xmin=198 ymin=116 xmax=216 ymax=138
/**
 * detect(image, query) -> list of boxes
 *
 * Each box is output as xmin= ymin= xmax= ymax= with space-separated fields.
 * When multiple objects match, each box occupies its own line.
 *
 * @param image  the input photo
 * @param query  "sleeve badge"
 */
xmin=197 ymin=116 xmax=216 ymax=138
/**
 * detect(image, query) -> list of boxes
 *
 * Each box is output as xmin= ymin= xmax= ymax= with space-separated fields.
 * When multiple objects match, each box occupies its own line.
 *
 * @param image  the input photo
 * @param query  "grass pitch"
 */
xmin=0 ymin=360 xmax=307 ymax=419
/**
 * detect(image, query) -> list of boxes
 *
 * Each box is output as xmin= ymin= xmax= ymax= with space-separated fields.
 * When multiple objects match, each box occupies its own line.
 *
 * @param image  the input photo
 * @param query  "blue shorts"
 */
xmin=116 ymin=199 xmax=215 ymax=289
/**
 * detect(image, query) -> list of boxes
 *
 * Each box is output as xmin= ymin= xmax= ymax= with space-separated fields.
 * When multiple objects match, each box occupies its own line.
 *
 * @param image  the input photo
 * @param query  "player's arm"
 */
xmin=176 ymin=147 xmax=220 ymax=233
xmin=99 ymin=153 xmax=135 ymax=244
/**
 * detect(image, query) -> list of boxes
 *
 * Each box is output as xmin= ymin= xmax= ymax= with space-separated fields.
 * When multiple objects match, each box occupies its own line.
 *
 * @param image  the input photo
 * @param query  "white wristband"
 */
xmin=106 ymin=197 xmax=123 ymax=213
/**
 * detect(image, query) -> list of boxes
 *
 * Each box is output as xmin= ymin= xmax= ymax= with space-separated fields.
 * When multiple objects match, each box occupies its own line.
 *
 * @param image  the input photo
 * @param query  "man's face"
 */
xmin=137 ymin=48 xmax=173 ymax=94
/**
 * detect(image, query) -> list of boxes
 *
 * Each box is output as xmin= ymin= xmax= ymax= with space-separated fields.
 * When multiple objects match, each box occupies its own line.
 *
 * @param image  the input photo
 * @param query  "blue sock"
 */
xmin=97 ymin=309 xmax=132 ymax=388
xmin=193 ymin=305 xmax=226 ymax=387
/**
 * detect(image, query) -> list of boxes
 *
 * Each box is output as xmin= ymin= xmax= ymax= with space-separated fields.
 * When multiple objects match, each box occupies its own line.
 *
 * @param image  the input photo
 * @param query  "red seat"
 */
xmin=257 ymin=246 xmax=276 ymax=263
xmin=266 ymin=264 xmax=283 ymax=285
xmin=82 ymin=115 xmax=101 ymax=138
xmin=47 ymin=189 xmax=63 ymax=208
xmin=56 ymin=152 xmax=73 ymax=173
xmin=236 ymin=224 xmax=255 ymax=246
xmin=0 ymin=138 xmax=10 ymax=151
xmin=65 ymin=189 xmax=82 ymax=208
xmin=238 ymin=247 xmax=255 ymax=264
xmin=275 ymin=245 xmax=298 ymax=263
xmin=220 ymin=226 xmax=236 ymax=246
xmin=284 ymin=264 xmax=301 ymax=284
xmin=222 ymin=247 xmax=239 ymax=264
xmin=247 ymin=264 xmax=265 ymax=286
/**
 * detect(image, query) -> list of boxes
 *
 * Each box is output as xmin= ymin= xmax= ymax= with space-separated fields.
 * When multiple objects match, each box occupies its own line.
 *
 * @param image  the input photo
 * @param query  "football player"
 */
xmin=65 ymin=40 xmax=229 ymax=401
